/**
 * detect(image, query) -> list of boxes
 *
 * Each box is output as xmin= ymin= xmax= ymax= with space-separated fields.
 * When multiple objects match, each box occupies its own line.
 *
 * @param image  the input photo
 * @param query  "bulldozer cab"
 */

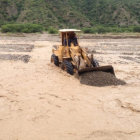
xmin=59 ymin=29 xmax=81 ymax=47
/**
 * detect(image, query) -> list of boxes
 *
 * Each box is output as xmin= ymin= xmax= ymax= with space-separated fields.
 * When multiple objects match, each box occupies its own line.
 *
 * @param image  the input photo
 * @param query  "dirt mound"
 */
xmin=80 ymin=71 xmax=126 ymax=87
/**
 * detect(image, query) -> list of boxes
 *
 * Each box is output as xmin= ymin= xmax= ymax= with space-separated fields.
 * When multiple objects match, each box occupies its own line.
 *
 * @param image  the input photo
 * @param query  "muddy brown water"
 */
xmin=80 ymin=71 xmax=126 ymax=87
xmin=0 ymin=34 xmax=140 ymax=140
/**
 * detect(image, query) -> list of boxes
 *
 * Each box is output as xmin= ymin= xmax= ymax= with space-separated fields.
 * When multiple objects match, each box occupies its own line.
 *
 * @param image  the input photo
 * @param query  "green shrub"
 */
xmin=1 ymin=24 xmax=43 ymax=33
xmin=48 ymin=27 xmax=58 ymax=34
xmin=82 ymin=28 xmax=93 ymax=34
xmin=96 ymin=27 xmax=107 ymax=34
xmin=133 ymin=26 xmax=140 ymax=32
xmin=82 ymin=25 xmax=136 ymax=34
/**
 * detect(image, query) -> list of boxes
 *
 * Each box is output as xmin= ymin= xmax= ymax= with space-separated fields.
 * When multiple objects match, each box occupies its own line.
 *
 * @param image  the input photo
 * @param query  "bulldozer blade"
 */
xmin=78 ymin=65 xmax=115 ymax=76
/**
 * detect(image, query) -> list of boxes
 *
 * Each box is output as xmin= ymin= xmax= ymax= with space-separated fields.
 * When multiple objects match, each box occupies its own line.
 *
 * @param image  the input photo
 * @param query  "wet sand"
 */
xmin=0 ymin=33 xmax=140 ymax=140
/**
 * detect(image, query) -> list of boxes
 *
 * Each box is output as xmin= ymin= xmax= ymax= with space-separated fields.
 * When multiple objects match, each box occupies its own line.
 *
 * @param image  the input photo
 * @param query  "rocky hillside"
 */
xmin=0 ymin=0 xmax=140 ymax=27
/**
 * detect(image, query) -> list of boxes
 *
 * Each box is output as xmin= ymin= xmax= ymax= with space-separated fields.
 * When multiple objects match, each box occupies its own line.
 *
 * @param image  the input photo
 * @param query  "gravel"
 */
xmin=0 ymin=44 xmax=34 ymax=52
xmin=80 ymin=71 xmax=126 ymax=87
xmin=0 ymin=54 xmax=30 ymax=63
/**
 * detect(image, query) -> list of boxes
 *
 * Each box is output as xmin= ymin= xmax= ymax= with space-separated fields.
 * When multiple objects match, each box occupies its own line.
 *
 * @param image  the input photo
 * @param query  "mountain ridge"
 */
xmin=0 ymin=0 xmax=140 ymax=28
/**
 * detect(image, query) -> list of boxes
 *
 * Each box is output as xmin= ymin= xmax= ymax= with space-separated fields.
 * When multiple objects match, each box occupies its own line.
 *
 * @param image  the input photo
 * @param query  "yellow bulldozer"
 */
xmin=51 ymin=29 xmax=115 ymax=76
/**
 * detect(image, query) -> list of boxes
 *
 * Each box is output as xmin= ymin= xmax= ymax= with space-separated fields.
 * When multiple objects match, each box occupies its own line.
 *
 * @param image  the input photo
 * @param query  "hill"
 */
xmin=0 ymin=0 xmax=140 ymax=28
